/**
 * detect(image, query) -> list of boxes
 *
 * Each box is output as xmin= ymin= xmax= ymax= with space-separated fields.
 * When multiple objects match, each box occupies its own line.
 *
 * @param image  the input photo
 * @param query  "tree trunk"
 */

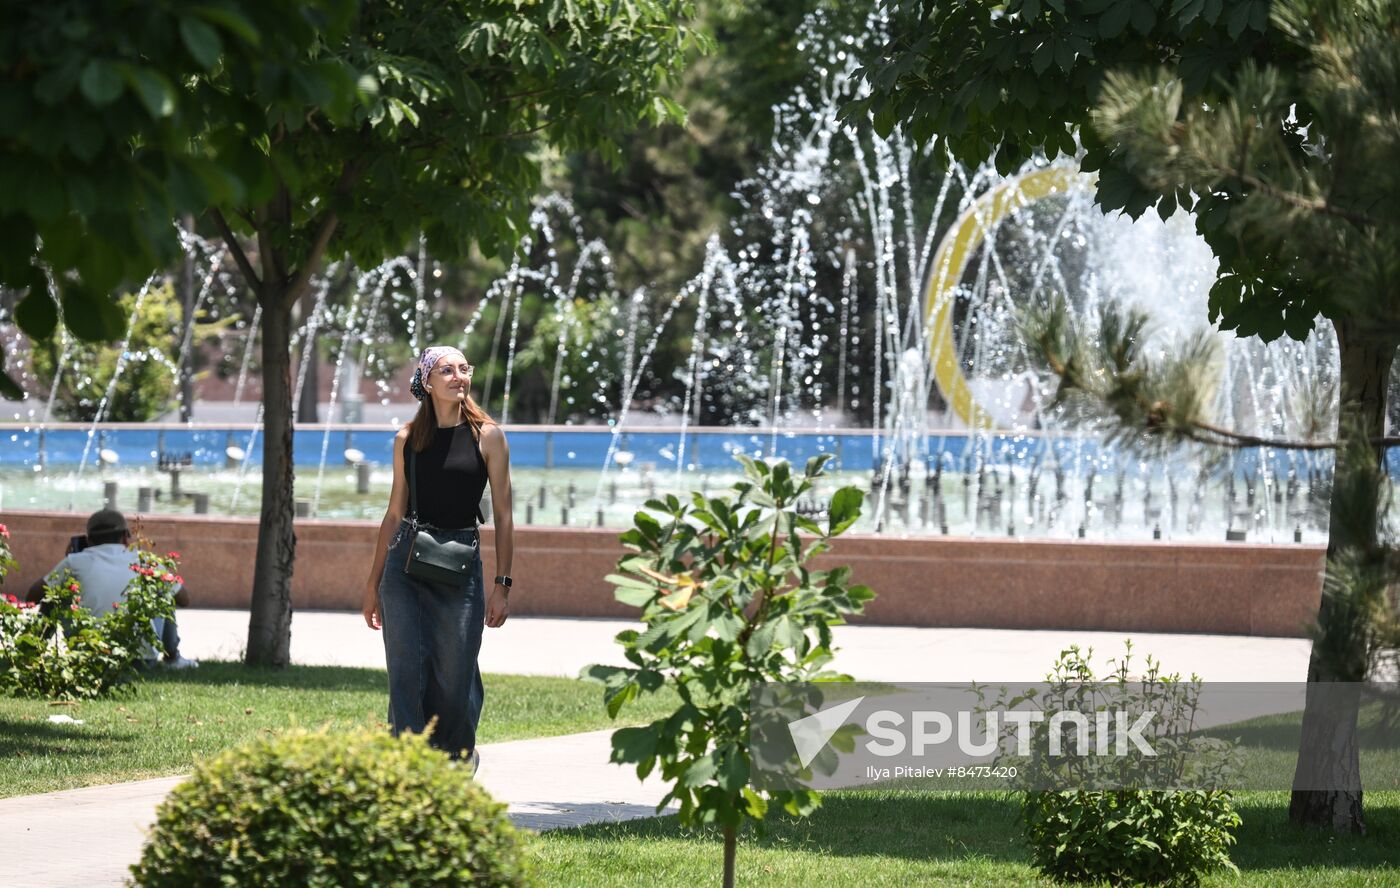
xmin=722 ymin=824 xmax=737 ymax=888
xmin=297 ymin=287 xmax=320 ymax=424
xmin=1290 ymin=680 xmax=1365 ymax=832
xmin=1289 ymin=318 xmax=1397 ymax=833
xmin=178 ymin=214 xmax=196 ymax=422
xmin=245 ymin=291 xmax=297 ymax=667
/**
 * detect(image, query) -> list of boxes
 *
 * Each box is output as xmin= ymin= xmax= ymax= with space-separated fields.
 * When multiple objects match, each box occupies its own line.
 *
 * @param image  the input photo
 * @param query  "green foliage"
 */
xmin=1090 ymin=0 xmax=1400 ymax=344
xmin=994 ymin=644 xmax=1241 ymax=886
xmin=0 ymin=550 xmax=178 ymax=700
xmin=212 ymin=0 xmax=702 ymax=307
xmin=583 ymin=453 xmax=873 ymax=842
xmin=848 ymin=0 xmax=1272 ymax=176
xmin=28 ymin=282 xmax=184 ymax=421
xmin=1014 ymin=1 xmax=1400 ymax=689
xmin=555 ymin=0 xmax=842 ymax=294
xmin=129 ymin=727 xmax=532 ymax=888
xmin=1018 ymin=294 xmax=1250 ymax=451
xmin=0 ymin=0 xmax=357 ymax=395
xmin=846 ymin=0 xmax=1321 ymax=342
xmin=3 ymin=0 xmax=698 ymax=399
xmin=1023 ymin=788 xmax=1241 ymax=887
xmin=0 ymin=523 xmax=14 ymax=585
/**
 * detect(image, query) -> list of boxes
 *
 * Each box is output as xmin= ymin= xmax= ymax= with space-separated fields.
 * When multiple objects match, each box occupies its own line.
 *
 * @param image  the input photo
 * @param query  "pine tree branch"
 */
xmin=1025 ymin=300 xmax=1400 ymax=452
xmin=1186 ymin=420 xmax=1400 ymax=451
xmin=1208 ymin=158 xmax=1382 ymax=229
xmin=1131 ymin=387 xmax=1399 ymax=451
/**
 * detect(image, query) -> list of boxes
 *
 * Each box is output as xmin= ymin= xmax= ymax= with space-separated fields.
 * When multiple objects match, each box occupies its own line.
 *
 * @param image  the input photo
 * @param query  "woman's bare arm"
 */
xmin=480 ymin=423 xmax=513 ymax=628
xmin=362 ymin=429 xmax=410 ymax=629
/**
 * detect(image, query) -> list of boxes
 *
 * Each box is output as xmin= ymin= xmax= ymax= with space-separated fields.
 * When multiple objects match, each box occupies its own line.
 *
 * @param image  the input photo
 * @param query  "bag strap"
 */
xmin=468 ymin=423 xmax=487 ymax=527
xmin=407 ymin=441 xmax=419 ymax=524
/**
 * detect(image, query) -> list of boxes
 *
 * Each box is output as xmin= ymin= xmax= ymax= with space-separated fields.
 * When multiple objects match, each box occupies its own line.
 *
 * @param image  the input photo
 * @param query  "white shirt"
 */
xmin=44 ymin=543 xmax=144 ymax=616
xmin=44 ymin=544 xmax=182 ymax=657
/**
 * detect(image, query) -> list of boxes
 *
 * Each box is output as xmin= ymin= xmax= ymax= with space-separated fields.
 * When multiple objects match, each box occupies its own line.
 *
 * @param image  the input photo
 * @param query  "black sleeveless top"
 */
xmin=405 ymin=423 xmax=488 ymax=529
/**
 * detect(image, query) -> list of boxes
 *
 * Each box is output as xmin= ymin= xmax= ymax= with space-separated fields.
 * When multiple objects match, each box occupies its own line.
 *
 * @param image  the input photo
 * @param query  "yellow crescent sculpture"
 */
xmin=924 ymin=165 xmax=1093 ymax=429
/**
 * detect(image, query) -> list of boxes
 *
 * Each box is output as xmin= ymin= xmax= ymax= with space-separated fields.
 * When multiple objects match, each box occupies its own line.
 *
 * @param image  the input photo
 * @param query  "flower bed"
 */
xmin=0 ymin=542 xmax=179 ymax=700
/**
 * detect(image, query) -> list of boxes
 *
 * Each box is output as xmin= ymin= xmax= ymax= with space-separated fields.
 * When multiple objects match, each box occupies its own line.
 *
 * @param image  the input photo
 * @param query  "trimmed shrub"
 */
xmin=130 ymin=727 xmax=532 ymax=887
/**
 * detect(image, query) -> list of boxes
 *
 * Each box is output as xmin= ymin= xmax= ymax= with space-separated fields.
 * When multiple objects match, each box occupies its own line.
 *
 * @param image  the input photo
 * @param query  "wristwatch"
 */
xmin=494 ymin=575 xmax=513 ymax=590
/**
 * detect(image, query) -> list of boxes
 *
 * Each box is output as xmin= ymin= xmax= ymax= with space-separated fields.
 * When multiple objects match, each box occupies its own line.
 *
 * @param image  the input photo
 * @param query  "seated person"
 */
xmin=26 ymin=509 xmax=196 ymax=668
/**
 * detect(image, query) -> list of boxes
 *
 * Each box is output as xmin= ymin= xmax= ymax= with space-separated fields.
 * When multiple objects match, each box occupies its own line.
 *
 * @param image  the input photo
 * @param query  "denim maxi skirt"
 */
xmin=377 ymin=519 xmax=485 ymax=758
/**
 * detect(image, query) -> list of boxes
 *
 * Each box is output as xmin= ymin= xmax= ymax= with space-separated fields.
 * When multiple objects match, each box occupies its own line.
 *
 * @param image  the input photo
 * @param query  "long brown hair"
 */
xmin=407 ymin=394 xmax=495 ymax=453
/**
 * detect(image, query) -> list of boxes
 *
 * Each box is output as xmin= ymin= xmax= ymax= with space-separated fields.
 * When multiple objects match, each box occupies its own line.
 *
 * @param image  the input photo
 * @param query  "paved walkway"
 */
xmin=4 ymin=612 xmax=1312 ymax=886
xmin=178 ymin=608 xmax=1312 ymax=682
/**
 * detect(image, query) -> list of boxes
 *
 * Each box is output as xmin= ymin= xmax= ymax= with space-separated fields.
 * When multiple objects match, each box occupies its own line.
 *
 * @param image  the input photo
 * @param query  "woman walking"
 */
xmin=361 ymin=346 xmax=514 ymax=771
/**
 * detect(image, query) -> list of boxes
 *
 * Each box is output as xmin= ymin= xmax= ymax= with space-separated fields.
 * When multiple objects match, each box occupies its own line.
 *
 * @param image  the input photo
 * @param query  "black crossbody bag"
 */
xmin=404 ymin=446 xmax=481 ymax=585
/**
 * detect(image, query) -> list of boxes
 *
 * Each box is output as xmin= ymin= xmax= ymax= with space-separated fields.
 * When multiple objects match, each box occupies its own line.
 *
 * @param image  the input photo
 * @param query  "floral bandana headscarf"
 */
xmin=410 ymin=346 xmax=467 ymax=401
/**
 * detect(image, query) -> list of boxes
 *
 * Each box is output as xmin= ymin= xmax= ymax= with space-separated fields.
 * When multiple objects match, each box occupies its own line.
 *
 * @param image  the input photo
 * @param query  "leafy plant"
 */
xmin=0 ymin=549 xmax=178 ymax=699
xmin=1024 ymin=787 xmax=1240 ymax=887
xmin=0 ymin=523 xmax=14 ymax=585
xmin=984 ymin=643 xmax=1241 ymax=887
xmin=583 ymin=452 xmax=872 ymax=888
xmin=130 ymin=727 xmax=531 ymax=887
xmin=1023 ymin=788 xmax=1240 ymax=887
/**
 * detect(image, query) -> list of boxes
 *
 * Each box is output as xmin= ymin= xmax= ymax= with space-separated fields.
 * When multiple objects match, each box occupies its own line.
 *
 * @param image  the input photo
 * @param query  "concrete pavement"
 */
xmin=177 ymin=608 xmax=1312 ymax=682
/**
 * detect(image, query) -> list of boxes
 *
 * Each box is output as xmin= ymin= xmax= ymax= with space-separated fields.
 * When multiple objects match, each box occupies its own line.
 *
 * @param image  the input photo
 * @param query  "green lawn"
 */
xmin=0 ymin=662 xmax=681 ymax=797
xmin=533 ymin=790 xmax=1400 ymax=887
xmin=6 ymin=666 xmax=1399 ymax=885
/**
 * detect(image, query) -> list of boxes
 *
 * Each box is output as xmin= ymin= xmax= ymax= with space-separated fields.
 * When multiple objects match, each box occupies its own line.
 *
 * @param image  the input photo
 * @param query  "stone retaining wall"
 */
xmin=0 ymin=510 xmax=1323 ymax=637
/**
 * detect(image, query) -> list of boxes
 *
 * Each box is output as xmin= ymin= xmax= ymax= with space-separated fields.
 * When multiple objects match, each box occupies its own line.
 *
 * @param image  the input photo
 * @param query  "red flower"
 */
xmin=112 ymin=602 xmax=120 ymax=609
xmin=70 ymin=603 xmax=79 ymax=611
xmin=174 ymin=575 xmax=184 ymax=585
xmin=0 ymin=524 xmax=9 ymax=538
xmin=167 ymin=551 xmax=181 ymax=559
xmin=160 ymin=573 xmax=175 ymax=583
xmin=68 ymin=582 xmax=79 ymax=592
